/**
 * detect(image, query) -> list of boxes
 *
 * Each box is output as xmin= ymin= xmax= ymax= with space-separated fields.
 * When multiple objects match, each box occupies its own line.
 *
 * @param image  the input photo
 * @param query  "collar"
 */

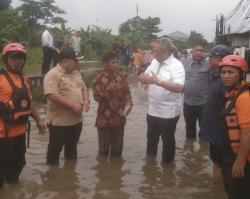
xmin=225 ymin=81 xmax=248 ymax=98
xmin=56 ymin=64 xmax=73 ymax=74
xmin=103 ymin=67 xmax=120 ymax=75
xmin=159 ymin=54 xmax=174 ymax=65
xmin=192 ymin=57 xmax=205 ymax=65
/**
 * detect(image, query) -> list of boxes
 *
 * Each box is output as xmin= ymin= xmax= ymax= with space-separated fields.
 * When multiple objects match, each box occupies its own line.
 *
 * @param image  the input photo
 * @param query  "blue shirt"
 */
xmin=199 ymin=70 xmax=224 ymax=145
xmin=183 ymin=57 xmax=210 ymax=105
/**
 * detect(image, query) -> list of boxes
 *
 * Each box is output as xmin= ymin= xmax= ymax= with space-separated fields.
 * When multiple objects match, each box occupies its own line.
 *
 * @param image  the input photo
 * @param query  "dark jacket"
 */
xmin=199 ymin=70 xmax=224 ymax=145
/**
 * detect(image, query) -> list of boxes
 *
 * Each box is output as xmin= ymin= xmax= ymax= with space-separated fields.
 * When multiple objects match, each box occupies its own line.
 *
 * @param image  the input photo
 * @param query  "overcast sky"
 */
xmin=12 ymin=0 xmax=239 ymax=42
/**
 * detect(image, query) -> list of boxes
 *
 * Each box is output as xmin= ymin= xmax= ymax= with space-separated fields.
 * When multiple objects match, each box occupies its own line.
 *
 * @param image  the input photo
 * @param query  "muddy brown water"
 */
xmin=0 ymin=79 xmax=227 ymax=199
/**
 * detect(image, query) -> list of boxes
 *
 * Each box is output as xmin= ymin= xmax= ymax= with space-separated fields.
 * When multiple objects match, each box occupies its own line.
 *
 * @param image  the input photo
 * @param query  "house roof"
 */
xmin=167 ymin=31 xmax=189 ymax=42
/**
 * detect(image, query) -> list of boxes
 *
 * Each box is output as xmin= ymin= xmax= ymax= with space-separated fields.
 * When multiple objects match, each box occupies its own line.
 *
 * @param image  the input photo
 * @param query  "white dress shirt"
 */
xmin=144 ymin=55 xmax=185 ymax=118
xmin=42 ymin=30 xmax=53 ymax=48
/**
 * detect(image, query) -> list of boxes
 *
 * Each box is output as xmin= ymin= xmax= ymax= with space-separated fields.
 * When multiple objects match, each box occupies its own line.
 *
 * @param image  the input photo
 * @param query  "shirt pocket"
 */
xmin=59 ymin=77 xmax=73 ymax=92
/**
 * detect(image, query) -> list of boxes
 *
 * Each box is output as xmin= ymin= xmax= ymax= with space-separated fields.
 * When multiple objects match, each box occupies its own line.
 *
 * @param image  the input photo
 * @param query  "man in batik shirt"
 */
xmin=93 ymin=51 xmax=133 ymax=156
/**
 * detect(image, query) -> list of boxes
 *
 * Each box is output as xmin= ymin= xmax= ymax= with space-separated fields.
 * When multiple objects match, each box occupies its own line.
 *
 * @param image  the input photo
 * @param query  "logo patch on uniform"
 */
xmin=21 ymin=99 xmax=28 ymax=108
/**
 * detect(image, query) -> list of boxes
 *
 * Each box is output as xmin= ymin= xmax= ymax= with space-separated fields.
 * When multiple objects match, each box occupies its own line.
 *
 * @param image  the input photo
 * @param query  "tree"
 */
xmin=80 ymin=25 xmax=116 ymax=58
xmin=16 ymin=0 xmax=66 ymax=46
xmin=0 ymin=0 xmax=12 ymax=11
xmin=119 ymin=16 xmax=161 ymax=47
xmin=188 ymin=30 xmax=208 ymax=47
xmin=142 ymin=16 xmax=161 ymax=40
xmin=0 ymin=10 xmax=27 ymax=48
xmin=39 ymin=0 xmax=66 ymax=24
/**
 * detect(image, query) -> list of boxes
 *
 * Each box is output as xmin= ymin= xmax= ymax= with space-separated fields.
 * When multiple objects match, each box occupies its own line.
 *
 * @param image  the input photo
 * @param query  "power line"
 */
xmin=225 ymin=0 xmax=250 ymax=33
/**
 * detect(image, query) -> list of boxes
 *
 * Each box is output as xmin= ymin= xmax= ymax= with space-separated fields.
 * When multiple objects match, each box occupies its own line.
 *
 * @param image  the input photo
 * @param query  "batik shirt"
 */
xmin=93 ymin=69 xmax=132 ymax=127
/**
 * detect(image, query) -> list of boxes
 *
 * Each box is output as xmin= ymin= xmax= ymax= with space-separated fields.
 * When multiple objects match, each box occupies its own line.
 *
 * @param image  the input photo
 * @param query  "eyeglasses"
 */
xmin=8 ymin=52 xmax=25 ymax=60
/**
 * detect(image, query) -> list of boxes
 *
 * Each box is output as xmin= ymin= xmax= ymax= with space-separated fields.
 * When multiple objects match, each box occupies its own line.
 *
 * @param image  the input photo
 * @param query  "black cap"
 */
xmin=59 ymin=47 xmax=76 ymax=60
xmin=209 ymin=44 xmax=232 ymax=58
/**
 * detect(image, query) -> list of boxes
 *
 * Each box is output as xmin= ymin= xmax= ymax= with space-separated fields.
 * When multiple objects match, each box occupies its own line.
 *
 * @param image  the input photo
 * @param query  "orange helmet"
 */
xmin=219 ymin=55 xmax=248 ymax=72
xmin=2 ymin=43 xmax=27 ymax=56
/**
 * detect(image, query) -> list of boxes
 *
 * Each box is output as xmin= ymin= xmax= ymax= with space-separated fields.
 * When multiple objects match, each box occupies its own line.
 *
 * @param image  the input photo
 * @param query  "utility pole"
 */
xmin=136 ymin=3 xmax=139 ymax=17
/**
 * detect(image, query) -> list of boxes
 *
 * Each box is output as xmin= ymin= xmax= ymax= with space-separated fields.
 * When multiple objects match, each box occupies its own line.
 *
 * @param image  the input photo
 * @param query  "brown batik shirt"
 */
xmin=93 ymin=69 xmax=132 ymax=128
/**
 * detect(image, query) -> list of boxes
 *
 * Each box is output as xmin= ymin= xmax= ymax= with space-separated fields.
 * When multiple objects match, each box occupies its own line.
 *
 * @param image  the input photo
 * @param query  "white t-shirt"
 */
xmin=144 ymin=55 xmax=185 ymax=118
xmin=71 ymin=36 xmax=81 ymax=53
xmin=42 ymin=30 xmax=53 ymax=48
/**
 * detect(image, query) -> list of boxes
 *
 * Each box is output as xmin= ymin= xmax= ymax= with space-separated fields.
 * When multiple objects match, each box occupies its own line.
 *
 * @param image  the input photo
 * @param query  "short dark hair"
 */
xmin=59 ymin=47 xmax=76 ymax=61
xmin=102 ymin=51 xmax=118 ymax=63
xmin=192 ymin=42 xmax=205 ymax=49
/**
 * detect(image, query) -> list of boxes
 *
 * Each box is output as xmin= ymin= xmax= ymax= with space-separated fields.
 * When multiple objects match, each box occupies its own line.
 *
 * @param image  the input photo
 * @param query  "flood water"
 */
xmin=0 ymin=77 xmax=227 ymax=199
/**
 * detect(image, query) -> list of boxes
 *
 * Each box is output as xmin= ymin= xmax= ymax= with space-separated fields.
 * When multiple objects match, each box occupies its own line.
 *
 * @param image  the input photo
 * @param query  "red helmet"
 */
xmin=2 ymin=43 xmax=27 ymax=56
xmin=219 ymin=55 xmax=248 ymax=72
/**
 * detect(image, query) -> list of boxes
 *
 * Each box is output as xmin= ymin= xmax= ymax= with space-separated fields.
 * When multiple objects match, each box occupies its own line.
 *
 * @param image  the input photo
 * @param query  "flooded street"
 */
xmin=0 ymin=78 xmax=227 ymax=199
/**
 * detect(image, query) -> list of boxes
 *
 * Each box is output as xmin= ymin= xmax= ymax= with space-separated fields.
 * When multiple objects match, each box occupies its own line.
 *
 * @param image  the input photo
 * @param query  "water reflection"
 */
xmin=93 ymin=155 xmax=129 ymax=199
xmin=37 ymin=161 xmax=79 ymax=199
xmin=139 ymin=156 xmax=177 ymax=199
xmin=0 ymin=81 xmax=228 ymax=199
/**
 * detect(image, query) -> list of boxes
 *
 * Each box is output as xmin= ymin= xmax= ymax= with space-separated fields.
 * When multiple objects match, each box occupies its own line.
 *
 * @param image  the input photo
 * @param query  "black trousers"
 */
xmin=222 ymin=163 xmax=250 ymax=199
xmin=0 ymin=133 xmax=26 ymax=188
xmin=146 ymin=114 xmax=179 ymax=162
xmin=183 ymin=103 xmax=204 ymax=138
xmin=42 ymin=46 xmax=58 ymax=74
xmin=47 ymin=122 xmax=82 ymax=165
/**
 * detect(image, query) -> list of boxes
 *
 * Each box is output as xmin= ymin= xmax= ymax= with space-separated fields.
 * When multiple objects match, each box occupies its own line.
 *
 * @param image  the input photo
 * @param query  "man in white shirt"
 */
xmin=138 ymin=38 xmax=185 ymax=163
xmin=70 ymin=30 xmax=83 ymax=59
xmin=42 ymin=23 xmax=55 ymax=74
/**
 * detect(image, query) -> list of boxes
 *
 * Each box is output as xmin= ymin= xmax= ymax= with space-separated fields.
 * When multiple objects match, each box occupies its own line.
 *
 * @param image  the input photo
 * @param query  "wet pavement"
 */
xmin=0 ymin=77 xmax=227 ymax=199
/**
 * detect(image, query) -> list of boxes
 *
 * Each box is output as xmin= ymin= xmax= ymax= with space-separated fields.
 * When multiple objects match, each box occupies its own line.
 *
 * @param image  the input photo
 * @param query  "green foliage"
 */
xmin=52 ymin=22 xmax=72 ymax=47
xmin=0 ymin=9 xmax=27 ymax=48
xmin=188 ymin=30 xmax=208 ymax=47
xmin=15 ymin=0 xmax=66 ymax=47
xmin=24 ymin=47 xmax=43 ymax=75
xmin=119 ymin=16 xmax=161 ymax=48
xmin=80 ymin=25 xmax=116 ymax=59
xmin=30 ymin=85 xmax=46 ymax=103
xmin=0 ymin=0 xmax=11 ymax=11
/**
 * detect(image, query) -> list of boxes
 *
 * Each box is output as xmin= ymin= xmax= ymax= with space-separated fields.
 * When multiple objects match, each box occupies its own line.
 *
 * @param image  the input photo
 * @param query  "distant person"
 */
xmin=219 ymin=55 xmax=250 ymax=199
xmin=70 ymin=30 xmax=83 ymax=59
xmin=93 ymin=51 xmax=133 ymax=156
xmin=52 ymin=39 xmax=63 ymax=66
xmin=180 ymin=50 xmax=188 ymax=64
xmin=138 ymin=38 xmax=185 ymax=163
xmin=199 ymin=44 xmax=232 ymax=178
xmin=0 ymin=43 xmax=46 ymax=188
xmin=183 ymin=44 xmax=210 ymax=139
xmin=43 ymin=47 xmax=89 ymax=165
xmin=139 ymin=50 xmax=153 ymax=75
xmin=120 ymin=41 xmax=130 ymax=67
xmin=41 ymin=23 xmax=57 ymax=74
xmin=133 ymin=48 xmax=143 ymax=75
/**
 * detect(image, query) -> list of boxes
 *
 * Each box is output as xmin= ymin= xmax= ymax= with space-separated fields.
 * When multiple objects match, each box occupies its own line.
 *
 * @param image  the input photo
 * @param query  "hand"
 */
xmin=37 ymin=120 xmax=47 ymax=135
xmin=232 ymin=158 xmax=246 ymax=178
xmin=71 ymin=103 xmax=83 ymax=115
xmin=138 ymin=72 xmax=159 ymax=85
xmin=150 ymin=71 xmax=160 ymax=85
xmin=107 ymin=83 xmax=122 ymax=92
xmin=82 ymin=100 xmax=90 ymax=112
xmin=125 ymin=103 xmax=133 ymax=116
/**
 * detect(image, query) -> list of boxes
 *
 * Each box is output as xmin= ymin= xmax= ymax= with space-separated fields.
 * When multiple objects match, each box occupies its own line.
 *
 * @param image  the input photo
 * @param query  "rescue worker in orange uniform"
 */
xmin=0 ymin=43 xmax=46 ymax=188
xmin=219 ymin=55 xmax=250 ymax=199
